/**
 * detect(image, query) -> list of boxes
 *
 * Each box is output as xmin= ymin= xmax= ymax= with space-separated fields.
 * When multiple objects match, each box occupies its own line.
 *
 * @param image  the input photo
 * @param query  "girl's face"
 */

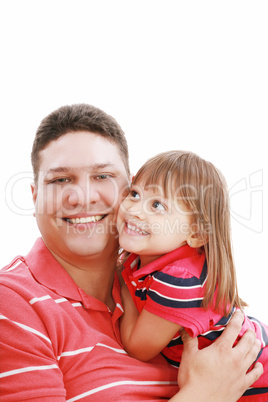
xmin=117 ymin=180 xmax=193 ymax=267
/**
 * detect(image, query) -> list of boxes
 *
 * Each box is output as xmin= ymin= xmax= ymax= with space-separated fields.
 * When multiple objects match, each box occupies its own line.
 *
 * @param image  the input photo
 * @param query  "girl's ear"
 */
xmin=186 ymin=233 xmax=208 ymax=248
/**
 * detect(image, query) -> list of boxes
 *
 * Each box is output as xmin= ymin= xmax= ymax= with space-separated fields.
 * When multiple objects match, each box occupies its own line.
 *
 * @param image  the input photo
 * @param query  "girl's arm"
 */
xmin=120 ymin=286 xmax=264 ymax=400
xmin=120 ymin=286 xmax=264 ymax=401
xmin=120 ymin=283 xmax=181 ymax=361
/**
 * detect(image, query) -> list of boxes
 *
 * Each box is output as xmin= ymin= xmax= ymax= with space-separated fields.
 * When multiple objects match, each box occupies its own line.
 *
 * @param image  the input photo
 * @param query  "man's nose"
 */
xmin=65 ymin=181 xmax=101 ymax=207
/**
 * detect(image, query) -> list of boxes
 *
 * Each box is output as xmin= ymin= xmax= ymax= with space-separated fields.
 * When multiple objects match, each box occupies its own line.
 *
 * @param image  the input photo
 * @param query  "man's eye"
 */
xmin=52 ymin=178 xmax=70 ymax=184
xmin=152 ymin=201 xmax=165 ymax=211
xmin=95 ymin=174 xmax=109 ymax=180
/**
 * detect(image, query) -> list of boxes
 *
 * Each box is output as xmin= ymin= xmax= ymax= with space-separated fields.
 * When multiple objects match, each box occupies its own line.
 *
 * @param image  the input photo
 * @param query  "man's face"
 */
xmin=32 ymin=132 xmax=130 ymax=266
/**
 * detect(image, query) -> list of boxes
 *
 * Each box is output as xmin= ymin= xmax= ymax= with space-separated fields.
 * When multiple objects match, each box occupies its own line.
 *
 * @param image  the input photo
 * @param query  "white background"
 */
xmin=0 ymin=1 xmax=267 ymax=322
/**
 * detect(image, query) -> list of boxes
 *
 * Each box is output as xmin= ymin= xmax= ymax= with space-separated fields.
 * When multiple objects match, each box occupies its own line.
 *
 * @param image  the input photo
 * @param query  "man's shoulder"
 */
xmin=1 ymin=256 xmax=28 ymax=280
xmin=0 ymin=238 xmax=48 ymax=285
xmin=0 ymin=255 xmax=39 ymax=300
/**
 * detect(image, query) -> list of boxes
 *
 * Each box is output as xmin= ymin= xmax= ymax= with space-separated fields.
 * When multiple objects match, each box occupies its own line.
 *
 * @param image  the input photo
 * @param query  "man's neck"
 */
xmin=50 ymin=250 xmax=117 ymax=309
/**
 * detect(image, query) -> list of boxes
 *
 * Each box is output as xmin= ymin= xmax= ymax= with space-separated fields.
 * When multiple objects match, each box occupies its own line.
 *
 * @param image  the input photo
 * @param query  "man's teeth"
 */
xmin=66 ymin=216 xmax=104 ymax=224
xmin=127 ymin=223 xmax=148 ymax=235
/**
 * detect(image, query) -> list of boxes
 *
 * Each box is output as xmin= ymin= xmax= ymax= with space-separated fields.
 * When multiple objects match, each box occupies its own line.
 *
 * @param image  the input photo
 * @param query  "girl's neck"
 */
xmin=139 ymin=254 xmax=161 ymax=268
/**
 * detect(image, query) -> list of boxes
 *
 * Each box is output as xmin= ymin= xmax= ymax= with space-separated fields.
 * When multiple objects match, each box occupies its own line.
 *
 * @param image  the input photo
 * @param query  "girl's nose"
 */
xmin=126 ymin=201 xmax=146 ymax=220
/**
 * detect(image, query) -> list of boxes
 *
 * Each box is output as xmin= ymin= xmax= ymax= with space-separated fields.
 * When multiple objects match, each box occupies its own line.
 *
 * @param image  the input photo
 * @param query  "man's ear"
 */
xmin=186 ymin=232 xmax=208 ymax=248
xmin=31 ymin=182 xmax=37 ymax=204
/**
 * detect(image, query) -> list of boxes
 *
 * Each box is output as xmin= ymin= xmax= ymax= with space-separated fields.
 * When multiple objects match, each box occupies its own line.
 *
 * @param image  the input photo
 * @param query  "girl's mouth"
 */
xmin=126 ymin=222 xmax=149 ymax=235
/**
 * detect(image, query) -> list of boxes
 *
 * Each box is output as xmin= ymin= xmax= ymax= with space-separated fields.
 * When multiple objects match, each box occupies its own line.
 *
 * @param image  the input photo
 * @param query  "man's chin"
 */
xmin=65 ymin=235 xmax=118 ymax=258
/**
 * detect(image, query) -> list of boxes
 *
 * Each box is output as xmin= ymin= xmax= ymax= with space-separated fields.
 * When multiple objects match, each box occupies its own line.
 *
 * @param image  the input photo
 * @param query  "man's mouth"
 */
xmin=64 ymin=215 xmax=106 ymax=224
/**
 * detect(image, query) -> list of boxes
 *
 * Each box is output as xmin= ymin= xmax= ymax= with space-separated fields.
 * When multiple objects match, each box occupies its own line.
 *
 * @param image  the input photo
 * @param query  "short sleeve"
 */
xmin=143 ymin=263 xmax=210 ymax=337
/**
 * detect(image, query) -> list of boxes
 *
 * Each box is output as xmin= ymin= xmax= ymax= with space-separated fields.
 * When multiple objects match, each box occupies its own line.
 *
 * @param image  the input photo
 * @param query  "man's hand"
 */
xmin=177 ymin=310 xmax=263 ymax=402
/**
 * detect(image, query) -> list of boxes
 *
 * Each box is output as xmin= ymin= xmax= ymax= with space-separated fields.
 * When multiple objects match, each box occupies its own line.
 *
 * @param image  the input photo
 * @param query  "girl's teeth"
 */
xmin=127 ymin=223 xmax=148 ymax=235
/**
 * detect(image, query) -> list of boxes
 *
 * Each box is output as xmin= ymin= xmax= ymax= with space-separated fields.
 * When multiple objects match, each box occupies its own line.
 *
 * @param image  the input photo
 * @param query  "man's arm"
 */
xmin=170 ymin=310 xmax=263 ymax=402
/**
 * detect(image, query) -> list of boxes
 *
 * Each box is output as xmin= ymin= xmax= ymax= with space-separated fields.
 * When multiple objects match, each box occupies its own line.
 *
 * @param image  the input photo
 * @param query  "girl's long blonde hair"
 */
xmin=132 ymin=150 xmax=247 ymax=315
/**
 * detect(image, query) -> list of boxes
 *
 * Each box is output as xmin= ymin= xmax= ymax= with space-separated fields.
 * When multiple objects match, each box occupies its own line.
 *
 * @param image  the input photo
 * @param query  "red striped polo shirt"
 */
xmin=0 ymin=238 xmax=179 ymax=401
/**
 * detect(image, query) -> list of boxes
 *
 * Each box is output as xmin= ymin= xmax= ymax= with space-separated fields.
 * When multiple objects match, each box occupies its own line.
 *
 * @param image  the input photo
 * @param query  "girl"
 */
xmin=117 ymin=150 xmax=268 ymax=400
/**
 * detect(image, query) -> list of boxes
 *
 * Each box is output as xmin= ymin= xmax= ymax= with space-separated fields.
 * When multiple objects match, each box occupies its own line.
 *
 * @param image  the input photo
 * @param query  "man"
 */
xmin=0 ymin=104 xmax=263 ymax=401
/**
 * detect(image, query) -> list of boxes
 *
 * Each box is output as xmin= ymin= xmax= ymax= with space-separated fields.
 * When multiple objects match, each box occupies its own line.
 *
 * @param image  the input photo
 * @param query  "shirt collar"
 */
xmin=124 ymin=245 xmax=203 ymax=278
xmin=24 ymin=238 xmax=83 ymax=301
xmin=24 ymin=238 xmax=122 ymax=312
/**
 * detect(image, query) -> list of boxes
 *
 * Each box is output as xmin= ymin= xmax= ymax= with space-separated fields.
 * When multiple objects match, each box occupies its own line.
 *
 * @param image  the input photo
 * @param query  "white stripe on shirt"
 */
xmin=57 ymin=342 xmax=127 ymax=360
xmin=4 ymin=260 xmax=23 ymax=272
xmin=149 ymin=288 xmax=203 ymax=303
xmin=29 ymin=295 xmax=82 ymax=308
xmin=0 ymin=314 xmax=51 ymax=344
xmin=66 ymin=380 xmax=178 ymax=401
xmin=0 ymin=364 xmax=58 ymax=378
xmin=29 ymin=295 xmax=51 ymax=305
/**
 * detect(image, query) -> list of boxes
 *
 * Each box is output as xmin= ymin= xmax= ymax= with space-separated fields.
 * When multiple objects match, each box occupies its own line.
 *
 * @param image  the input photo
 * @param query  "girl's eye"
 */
xmin=130 ymin=190 xmax=140 ymax=199
xmin=152 ymin=201 xmax=165 ymax=211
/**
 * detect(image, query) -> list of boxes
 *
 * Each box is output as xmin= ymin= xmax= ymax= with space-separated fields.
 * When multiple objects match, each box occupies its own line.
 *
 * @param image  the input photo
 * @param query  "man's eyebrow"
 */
xmin=45 ymin=163 xmax=117 ymax=174
xmin=90 ymin=163 xmax=117 ymax=170
xmin=46 ymin=167 xmax=72 ymax=174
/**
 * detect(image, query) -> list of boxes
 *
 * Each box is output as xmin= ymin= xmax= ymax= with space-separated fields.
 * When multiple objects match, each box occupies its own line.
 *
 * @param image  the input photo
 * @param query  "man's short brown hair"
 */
xmin=31 ymin=104 xmax=130 ymax=182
